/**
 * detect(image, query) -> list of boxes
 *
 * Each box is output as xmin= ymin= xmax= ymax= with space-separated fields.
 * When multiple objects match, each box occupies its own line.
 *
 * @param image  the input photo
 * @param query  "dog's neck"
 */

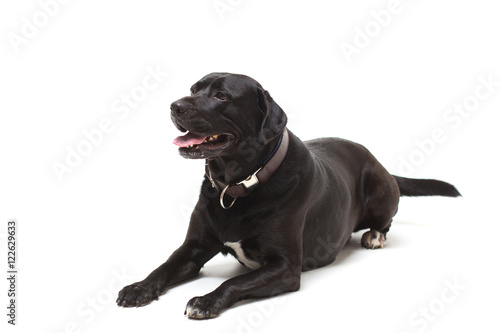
xmin=206 ymin=134 xmax=284 ymax=185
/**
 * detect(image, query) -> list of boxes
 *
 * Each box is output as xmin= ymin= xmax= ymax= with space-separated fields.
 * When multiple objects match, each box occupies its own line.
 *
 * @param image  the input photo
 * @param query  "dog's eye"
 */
xmin=215 ymin=92 xmax=228 ymax=101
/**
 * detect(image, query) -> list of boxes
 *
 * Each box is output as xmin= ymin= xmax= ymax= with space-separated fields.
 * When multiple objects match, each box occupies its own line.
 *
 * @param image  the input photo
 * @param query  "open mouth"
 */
xmin=173 ymin=131 xmax=234 ymax=158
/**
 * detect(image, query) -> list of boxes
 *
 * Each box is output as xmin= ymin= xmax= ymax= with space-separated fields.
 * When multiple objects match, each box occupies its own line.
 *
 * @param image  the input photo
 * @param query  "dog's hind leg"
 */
xmin=359 ymin=164 xmax=400 ymax=250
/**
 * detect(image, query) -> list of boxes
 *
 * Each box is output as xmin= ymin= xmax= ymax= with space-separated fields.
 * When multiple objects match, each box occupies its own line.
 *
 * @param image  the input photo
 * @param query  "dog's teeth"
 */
xmin=202 ymin=135 xmax=220 ymax=144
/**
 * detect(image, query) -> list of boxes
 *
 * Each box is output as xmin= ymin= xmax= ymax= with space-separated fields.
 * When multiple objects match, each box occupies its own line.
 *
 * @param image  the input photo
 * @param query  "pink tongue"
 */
xmin=173 ymin=132 xmax=207 ymax=147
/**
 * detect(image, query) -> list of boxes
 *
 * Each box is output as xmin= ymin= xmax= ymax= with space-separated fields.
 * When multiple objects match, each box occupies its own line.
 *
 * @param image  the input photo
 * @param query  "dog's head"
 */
xmin=171 ymin=73 xmax=287 ymax=159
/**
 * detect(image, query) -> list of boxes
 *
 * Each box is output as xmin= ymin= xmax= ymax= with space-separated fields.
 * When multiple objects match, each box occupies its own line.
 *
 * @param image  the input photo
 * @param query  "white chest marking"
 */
xmin=224 ymin=241 xmax=261 ymax=270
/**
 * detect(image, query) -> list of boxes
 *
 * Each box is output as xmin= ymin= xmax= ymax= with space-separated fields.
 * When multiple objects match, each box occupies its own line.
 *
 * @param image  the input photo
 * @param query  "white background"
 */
xmin=1 ymin=0 xmax=499 ymax=332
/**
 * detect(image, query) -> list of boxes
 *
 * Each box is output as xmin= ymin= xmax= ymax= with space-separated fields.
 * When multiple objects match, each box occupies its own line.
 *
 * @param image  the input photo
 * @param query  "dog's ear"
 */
xmin=257 ymin=88 xmax=288 ymax=144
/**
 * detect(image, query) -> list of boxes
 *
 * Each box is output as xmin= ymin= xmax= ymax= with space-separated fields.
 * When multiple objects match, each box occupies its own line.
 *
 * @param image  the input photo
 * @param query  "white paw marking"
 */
xmin=224 ymin=241 xmax=261 ymax=270
xmin=185 ymin=304 xmax=215 ymax=319
xmin=185 ymin=305 xmax=195 ymax=317
xmin=361 ymin=230 xmax=386 ymax=249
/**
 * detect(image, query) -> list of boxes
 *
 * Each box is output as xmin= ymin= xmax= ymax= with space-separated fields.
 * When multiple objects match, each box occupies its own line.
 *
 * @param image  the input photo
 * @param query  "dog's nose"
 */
xmin=170 ymin=100 xmax=188 ymax=115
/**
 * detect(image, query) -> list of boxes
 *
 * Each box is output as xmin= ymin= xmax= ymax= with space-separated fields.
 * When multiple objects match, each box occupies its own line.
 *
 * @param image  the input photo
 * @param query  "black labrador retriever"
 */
xmin=116 ymin=73 xmax=460 ymax=319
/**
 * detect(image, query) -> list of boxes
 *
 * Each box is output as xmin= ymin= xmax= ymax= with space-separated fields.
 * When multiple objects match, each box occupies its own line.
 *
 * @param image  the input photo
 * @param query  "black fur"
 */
xmin=393 ymin=176 xmax=461 ymax=197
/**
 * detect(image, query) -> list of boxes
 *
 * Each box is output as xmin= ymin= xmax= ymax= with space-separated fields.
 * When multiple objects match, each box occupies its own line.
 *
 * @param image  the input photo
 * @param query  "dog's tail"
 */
xmin=392 ymin=175 xmax=461 ymax=197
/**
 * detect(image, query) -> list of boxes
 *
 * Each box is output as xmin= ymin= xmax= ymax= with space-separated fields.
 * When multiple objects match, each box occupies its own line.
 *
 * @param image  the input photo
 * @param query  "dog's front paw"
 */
xmin=116 ymin=281 xmax=162 ymax=307
xmin=185 ymin=296 xmax=222 ymax=319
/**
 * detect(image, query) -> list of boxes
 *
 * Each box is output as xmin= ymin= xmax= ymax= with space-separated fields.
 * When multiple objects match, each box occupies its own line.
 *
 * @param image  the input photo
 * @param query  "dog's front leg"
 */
xmin=117 ymin=239 xmax=221 ymax=307
xmin=185 ymin=259 xmax=301 ymax=319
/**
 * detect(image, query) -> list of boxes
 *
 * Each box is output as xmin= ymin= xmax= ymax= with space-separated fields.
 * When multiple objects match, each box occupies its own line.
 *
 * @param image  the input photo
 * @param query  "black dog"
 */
xmin=116 ymin=73 xmax=460 ymax=319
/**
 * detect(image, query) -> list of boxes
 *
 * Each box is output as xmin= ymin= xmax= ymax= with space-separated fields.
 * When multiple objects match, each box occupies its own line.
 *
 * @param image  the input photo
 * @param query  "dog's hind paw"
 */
xmin=361 ymin=230 xmax=386 ymax=249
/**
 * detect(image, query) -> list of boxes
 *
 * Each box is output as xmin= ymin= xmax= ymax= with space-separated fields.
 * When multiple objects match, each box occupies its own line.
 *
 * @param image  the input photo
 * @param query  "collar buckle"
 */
xmin=236 ymin=167 xmax=262 ymax=191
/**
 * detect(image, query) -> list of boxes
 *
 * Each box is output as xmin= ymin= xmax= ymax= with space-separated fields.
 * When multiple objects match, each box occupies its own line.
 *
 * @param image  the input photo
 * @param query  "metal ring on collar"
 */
xmin=220 ymin=184 xmax=237 ymax=209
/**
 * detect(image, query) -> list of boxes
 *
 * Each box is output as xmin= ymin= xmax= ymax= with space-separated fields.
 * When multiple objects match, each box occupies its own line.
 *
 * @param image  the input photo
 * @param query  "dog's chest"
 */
xmin=224 ymin=241 xmax=261 ymax=270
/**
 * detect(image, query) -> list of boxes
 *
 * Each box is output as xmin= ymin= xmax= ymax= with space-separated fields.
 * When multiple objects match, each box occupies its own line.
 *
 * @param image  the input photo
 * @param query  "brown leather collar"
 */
xmin=207 ymin=128 xmax=289 ymax=209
